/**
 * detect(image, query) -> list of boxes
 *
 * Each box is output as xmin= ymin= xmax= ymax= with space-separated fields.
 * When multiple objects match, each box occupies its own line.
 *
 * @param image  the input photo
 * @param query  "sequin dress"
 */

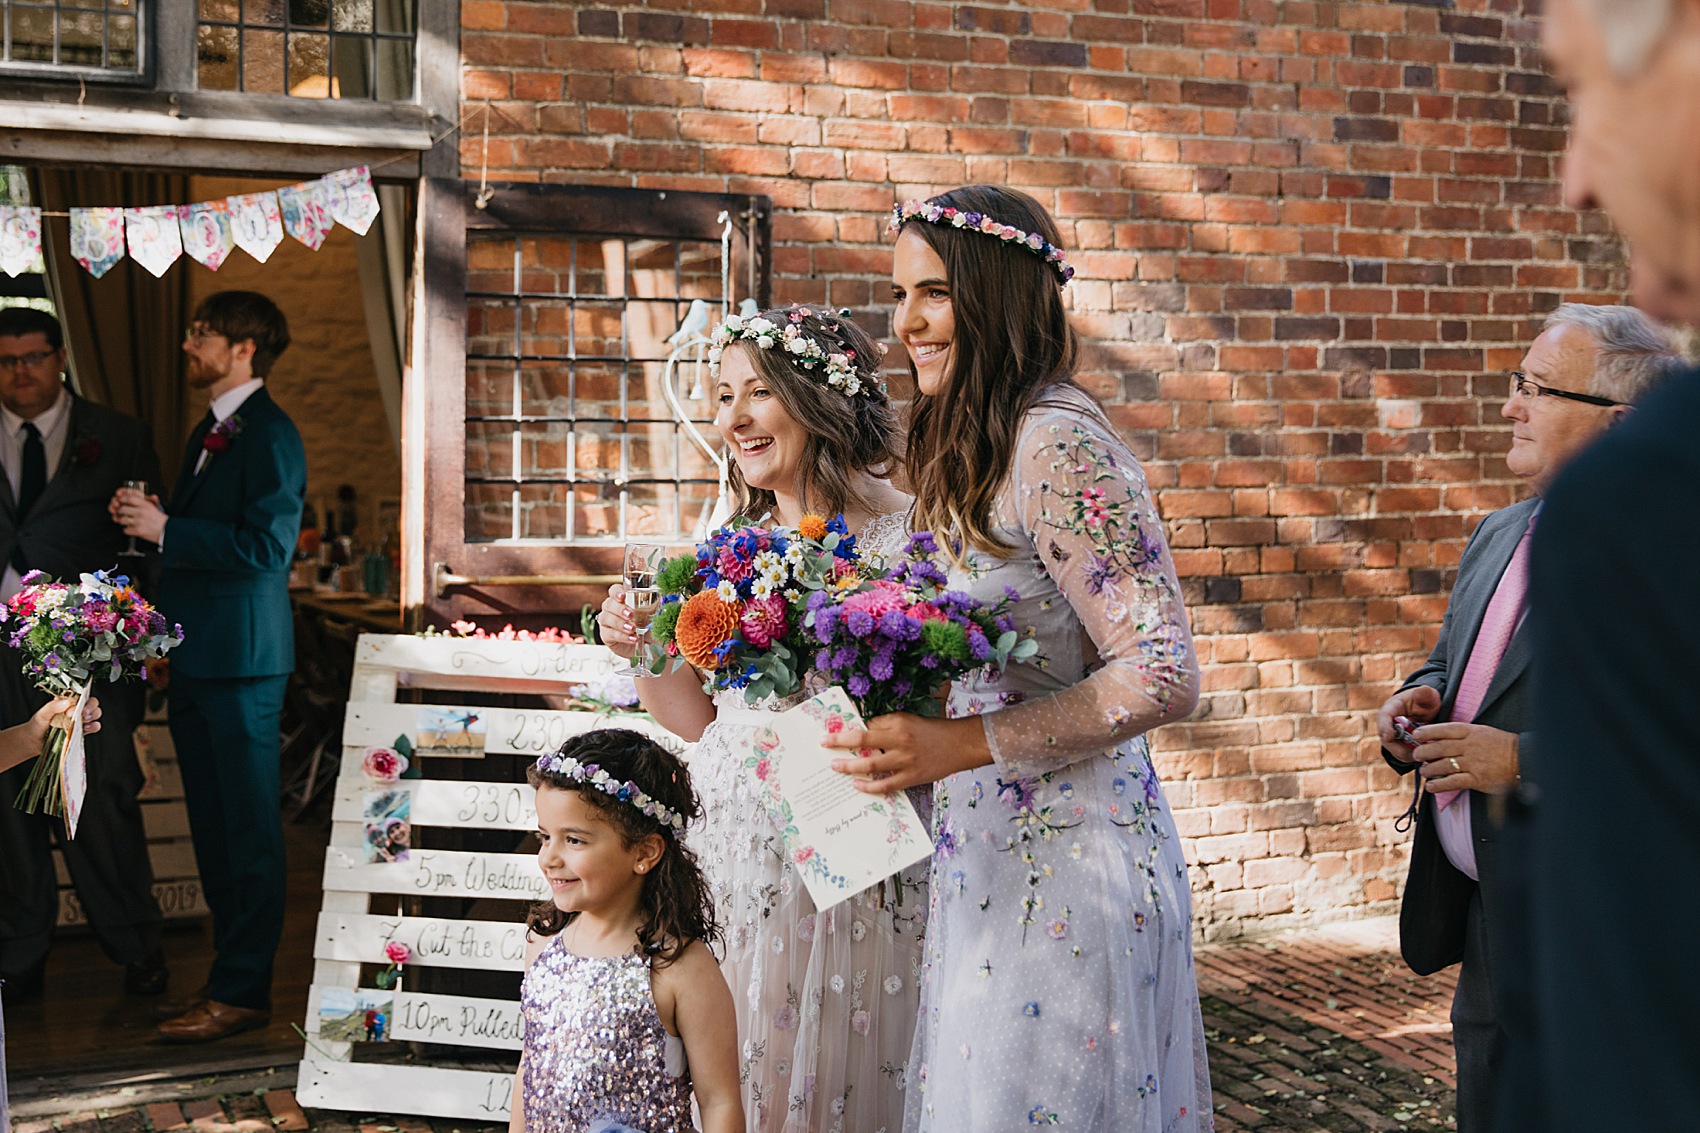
xmin=520 ymin=933 xmax=694 ymax=1133
xmin=903 ymin=390 xmax=1212 ymax=1132
xmin=689 ymin=510 xmax=927 ymax=1133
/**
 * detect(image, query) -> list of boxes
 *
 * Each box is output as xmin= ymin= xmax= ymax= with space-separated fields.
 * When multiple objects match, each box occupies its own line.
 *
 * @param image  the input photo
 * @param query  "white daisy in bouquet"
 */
xmin=2 ymin=569 xmax=182 ymax=815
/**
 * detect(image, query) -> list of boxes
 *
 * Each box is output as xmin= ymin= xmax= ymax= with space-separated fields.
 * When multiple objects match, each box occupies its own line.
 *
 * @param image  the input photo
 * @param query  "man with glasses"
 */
xmin=111 ymin=290 xmax=305 ymax=1043
xmin=0 ymin=306 xmax=168 ymax=1007
xmin=1373 ymin=303 xmax=1680 ymax=1132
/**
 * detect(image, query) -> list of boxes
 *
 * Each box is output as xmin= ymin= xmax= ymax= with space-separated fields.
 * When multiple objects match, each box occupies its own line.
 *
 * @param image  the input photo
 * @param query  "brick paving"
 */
xmin=1196 ymin=918 xmax=1457 ymax=1132
xmin=9 ymin=917 xmax=1457 ymax=1133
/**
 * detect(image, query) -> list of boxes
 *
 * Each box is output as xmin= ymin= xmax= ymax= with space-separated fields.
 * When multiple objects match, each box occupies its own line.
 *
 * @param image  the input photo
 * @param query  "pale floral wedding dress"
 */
xmin=689 ymin=510 xmax=927 ymax=1133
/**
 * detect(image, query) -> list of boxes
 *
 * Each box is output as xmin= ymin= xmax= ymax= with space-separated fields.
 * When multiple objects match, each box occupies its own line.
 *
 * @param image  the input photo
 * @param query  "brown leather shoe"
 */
xmin=151 ymin=985 xmax=209 ymax=1022
xmin=156 ymin=999 xmax=270 ymax=1043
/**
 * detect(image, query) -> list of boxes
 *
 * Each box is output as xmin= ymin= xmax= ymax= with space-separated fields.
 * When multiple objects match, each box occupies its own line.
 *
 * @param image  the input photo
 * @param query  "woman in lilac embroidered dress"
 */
xmin=826 ymin=186 xmax=1212 ymax=1132
xmin=598 ymin=306 xmax=924 ymax=1133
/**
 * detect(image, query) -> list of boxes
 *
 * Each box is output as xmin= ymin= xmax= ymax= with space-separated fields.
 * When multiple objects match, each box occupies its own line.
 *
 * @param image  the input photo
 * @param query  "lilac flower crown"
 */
xmin=888 ymin=199 xmax=1075 ymax=285
xmin=708 ymin=306 xmax=883 ymax=398
xmin=534 ymin=752 xmax=687 ymax=834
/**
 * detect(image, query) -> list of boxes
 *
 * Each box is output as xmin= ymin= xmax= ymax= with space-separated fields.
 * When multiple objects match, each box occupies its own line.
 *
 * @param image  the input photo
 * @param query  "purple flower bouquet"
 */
xmin=805 ymin=532 xmax=1037 ymax=719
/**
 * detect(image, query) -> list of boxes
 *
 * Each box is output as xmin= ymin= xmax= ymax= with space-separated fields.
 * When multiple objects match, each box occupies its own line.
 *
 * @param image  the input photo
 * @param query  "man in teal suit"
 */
xmin=114 ymin=290 xmax=305 ymax=1043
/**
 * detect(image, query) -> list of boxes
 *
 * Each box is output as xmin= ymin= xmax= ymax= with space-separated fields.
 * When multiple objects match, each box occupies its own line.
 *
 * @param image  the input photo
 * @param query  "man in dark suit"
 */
xmin=114 ymin=290 xmax=305 ymax=1043
xmin=0 ymin=307 xmax=168 ymax=1002
xmin=1376 ymin=303 xmax=1679 ymax=1132
xmin=1501 ymin=1 xmax=1700 ymax=1128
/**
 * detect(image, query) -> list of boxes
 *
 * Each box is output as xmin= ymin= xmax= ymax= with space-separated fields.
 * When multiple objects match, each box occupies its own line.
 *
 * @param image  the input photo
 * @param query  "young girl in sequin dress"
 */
xmin=598 ymin=307 xmax=925 ymax=1133
xmin=509 ymin=729 xmax=743 ymax=1133
xmin=826 ymin=187 xmax=1213 ymax=1131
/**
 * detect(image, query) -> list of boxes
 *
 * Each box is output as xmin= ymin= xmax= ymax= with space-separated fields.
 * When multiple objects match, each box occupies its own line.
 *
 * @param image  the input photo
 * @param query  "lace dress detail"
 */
xmin=689 ymin=510 xmax=926 ymax=1133
xmin=903 ymin=389 xmax=1212 ymax=1132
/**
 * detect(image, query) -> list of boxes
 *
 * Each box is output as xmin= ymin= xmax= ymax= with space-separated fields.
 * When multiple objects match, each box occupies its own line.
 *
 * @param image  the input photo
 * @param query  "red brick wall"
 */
xmin=456 ymin=0 xmax=1626 ymax=936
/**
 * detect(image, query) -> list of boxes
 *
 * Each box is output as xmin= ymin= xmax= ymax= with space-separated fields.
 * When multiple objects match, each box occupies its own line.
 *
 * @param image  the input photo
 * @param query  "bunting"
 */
xmin=0 ymin=166 xmax=383 ymax=279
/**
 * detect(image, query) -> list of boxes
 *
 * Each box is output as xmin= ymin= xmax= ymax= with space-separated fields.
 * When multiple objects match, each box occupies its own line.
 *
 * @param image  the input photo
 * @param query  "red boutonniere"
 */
xmin=73 ymin=436 xmax=101 ymax=467
xmin=203 ymin=414 xmax=244 ymax=455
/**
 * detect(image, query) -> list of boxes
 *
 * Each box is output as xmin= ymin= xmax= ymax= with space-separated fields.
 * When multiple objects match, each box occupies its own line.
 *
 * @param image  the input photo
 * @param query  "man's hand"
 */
xmin=1409 ymin=722 xmax=1519 ymax=795
xmin=1376 ymin=685 xmax=1442 ymax=758
xmin=111 ymin=486 xmax=166 ymax=546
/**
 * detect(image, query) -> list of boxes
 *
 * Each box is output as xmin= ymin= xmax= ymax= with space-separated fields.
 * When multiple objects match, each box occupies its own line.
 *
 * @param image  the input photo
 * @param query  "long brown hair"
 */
xmin=525 ymin=729 xmax=718 ymax=968
xmin=720 ymin=305 xmax=901 ymax=522
xmin=898 ymin=186 xmax=1080 ymax=559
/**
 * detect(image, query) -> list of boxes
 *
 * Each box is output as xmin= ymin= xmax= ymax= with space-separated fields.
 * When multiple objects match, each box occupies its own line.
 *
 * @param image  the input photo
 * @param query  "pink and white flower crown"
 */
xmin=534 ymin=752 xmax=688 ymax=834
xmin=708 ymin=305 xmax=882 ymax=398
xmin=888 ymin=199 xmax=1075 ymax=285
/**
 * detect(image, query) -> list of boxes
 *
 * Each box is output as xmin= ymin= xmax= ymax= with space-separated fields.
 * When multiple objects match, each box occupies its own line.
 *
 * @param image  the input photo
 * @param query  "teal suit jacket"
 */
xmin=158 ymin=387 xmax=305 ymax=679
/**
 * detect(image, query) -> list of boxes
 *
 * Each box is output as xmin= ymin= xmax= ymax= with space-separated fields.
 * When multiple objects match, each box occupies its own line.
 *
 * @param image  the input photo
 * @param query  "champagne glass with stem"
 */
xmin=622 ymin=542 xmax=666 ymax=648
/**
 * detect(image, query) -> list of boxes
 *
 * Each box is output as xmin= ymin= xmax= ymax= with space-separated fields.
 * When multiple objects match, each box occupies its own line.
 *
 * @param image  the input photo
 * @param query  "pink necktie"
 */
xmin=1437 ymin=518 xmax=1534 ymax=808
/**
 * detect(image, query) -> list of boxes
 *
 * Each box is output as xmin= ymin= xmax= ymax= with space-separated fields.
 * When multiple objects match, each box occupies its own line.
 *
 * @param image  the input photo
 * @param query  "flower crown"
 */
xmin=534 ymin=752 xmax=687 ymax=834
xmin=708 ymin=306 xmax=879 ymax=398
xmin=888 ymin=199 xmax=1075 ymax=285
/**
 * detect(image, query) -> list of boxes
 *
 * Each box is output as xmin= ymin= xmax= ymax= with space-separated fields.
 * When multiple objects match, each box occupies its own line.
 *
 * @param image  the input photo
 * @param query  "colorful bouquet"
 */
xmin=3 ymin=570 xmax=183 ymax=816
xmin=638 ymin=514 xmax=862 ymax=702
xmin=806 ymin=531 xmax=1037 ymax=718
xmin=639 ymin=519 xmax=1035 ymax=720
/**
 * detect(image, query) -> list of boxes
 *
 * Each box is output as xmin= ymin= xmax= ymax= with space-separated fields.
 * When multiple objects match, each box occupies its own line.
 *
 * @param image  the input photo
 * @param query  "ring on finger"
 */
xmin=1449 ymin=757 xmax=1461 ymax=772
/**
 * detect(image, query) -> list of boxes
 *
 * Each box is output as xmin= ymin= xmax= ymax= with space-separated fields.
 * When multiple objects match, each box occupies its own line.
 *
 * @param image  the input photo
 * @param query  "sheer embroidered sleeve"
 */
xmin=981 ymin=408 xmax=1199 ymax=775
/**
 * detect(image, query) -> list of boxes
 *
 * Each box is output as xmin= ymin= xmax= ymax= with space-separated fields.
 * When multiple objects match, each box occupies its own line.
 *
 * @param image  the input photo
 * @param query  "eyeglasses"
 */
xmin=0 ymin=350 xmax=56 ymax=371
xmin=183 ymin=326 xmax=223 ymax=344
xmin=1511 ymin=371 xmax=1625 ymax=408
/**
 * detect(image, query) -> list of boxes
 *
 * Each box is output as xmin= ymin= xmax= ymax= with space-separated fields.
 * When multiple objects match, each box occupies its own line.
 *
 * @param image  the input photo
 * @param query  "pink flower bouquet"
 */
xmin=2 ymin=569 xmax=182 ymax=816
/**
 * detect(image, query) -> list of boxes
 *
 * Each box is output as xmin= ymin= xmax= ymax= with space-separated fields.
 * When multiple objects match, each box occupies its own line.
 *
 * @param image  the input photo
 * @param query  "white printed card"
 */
xmin=745 ymin=687 xmax=932 ymax=910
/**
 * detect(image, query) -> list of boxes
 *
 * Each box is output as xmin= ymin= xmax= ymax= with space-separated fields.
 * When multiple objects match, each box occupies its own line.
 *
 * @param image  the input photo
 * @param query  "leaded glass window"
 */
xmin=196 ymin=0 xmax=413 ymax=99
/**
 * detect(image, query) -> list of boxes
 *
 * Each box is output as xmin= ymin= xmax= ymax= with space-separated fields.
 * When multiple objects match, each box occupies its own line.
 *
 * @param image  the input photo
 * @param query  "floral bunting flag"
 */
xmin=69 ymin=207 xmax=126 ymax=278
xmin=124 ymin=206 xmax=184 ymax=278
xmin=277 ymin=178 xmax=332 ymax=250
xmin=228 ymin=190 xmax=284 ymax=263
xmin=0 ymin=206 xmax=41 ymax=277
xmin=178 ymin=199 xmax=234 ymax=271
xmin=324 ymin=165 xmax=381 ymax=236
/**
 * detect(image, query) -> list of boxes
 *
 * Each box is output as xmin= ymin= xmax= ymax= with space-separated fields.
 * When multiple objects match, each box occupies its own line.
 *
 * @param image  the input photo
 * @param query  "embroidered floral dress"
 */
xmin=904 ymin=390 xmax=1211 ymax=1132
xmin=689 ymin=511 xmax=927 ymax=1133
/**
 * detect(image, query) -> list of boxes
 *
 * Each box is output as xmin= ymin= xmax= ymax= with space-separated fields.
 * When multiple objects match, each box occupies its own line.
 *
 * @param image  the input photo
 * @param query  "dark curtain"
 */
xmin=32 ymin=169 xmax=192 ymax=489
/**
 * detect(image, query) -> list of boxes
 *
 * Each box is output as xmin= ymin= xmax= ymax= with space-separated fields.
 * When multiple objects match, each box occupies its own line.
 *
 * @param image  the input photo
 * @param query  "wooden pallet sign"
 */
xmin=297 ymin=633 xmax=668 ymax=1121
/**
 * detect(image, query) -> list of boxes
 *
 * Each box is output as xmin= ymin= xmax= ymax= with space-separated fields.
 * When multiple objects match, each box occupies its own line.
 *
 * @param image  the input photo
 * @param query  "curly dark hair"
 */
xmin=525 ymin=728 xmax=719 ymax=968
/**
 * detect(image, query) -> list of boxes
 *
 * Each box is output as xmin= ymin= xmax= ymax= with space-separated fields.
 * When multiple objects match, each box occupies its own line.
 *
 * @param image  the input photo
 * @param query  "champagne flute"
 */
xmin=119 ymin=480 xmax=148 ymax=557
xmin=622 ymin=541 xmax=666 ymax=647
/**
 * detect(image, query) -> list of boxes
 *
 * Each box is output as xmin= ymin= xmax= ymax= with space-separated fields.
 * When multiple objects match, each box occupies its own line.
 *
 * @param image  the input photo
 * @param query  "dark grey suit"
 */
xmin=1382 ymin=495 xmax=1538 ymax=1133
xmin=0 ymin=391 xmax=166 ymax=982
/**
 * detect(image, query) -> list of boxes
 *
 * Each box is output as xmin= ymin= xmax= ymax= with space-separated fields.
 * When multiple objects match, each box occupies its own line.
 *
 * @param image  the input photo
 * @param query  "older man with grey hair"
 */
xmin=1377 ymin=302 xmax=1680 ymax=1133
xmin=1506 ymin=0 xmax=1700 ymax=1128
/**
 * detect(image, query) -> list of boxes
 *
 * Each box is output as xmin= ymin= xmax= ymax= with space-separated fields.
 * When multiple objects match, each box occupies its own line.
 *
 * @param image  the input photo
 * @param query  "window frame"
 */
xmin=410 ymin=179 xmax=774 ymax=627
xmin=0 ymin=0 xmax=155 ymax=86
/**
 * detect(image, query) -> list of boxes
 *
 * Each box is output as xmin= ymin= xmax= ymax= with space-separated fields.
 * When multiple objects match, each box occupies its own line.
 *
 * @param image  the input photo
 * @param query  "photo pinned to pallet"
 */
xmin=298 ymin=633 xmax=678 ymax=1121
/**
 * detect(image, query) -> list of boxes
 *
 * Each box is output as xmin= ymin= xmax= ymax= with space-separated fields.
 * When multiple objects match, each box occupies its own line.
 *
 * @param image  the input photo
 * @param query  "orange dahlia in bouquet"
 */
xmin=636 ymin=515 xmax=867 ymax=701
xmin=674 ymin=590 xmax=743 ymax=669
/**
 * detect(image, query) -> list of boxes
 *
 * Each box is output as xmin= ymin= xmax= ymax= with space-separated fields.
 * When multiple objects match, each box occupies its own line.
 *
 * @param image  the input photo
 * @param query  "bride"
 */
xmin=598 ymin=305 xmax=922 ymax=1133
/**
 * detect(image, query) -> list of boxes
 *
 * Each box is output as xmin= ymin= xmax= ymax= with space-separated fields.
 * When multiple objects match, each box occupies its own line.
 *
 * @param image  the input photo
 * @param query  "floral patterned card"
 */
xmin=746 ymin=686 xmax=932 ymax=910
